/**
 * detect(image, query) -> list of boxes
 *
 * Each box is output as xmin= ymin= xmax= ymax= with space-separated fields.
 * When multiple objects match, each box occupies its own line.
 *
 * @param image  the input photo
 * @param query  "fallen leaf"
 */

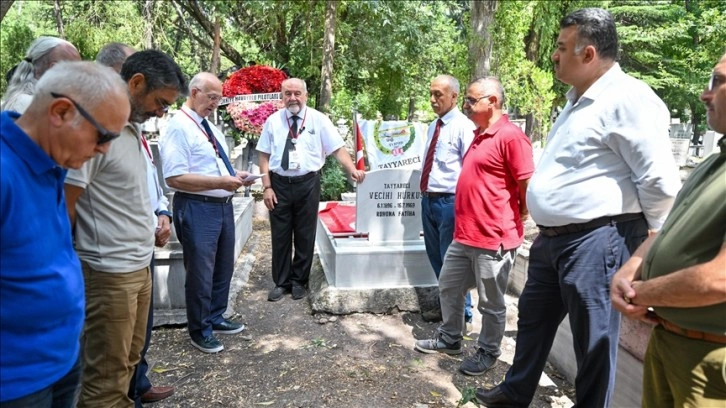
xmin=430 ymin=391 xmax=441 ymax=397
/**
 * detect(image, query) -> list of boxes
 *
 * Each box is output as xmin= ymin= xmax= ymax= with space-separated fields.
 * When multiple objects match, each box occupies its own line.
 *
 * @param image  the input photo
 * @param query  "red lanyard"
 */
xmin=180 ymin=109 xmax=220 ymax=156
xmin=286 ymin=109 xmax=308 ymax=140
xmin=140 ymin=135 xmax=153 ymax=162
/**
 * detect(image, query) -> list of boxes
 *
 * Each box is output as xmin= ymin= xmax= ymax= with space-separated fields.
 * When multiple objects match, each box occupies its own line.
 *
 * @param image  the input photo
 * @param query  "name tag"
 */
xmin=288 ymin=149 xmax=301 ymax=170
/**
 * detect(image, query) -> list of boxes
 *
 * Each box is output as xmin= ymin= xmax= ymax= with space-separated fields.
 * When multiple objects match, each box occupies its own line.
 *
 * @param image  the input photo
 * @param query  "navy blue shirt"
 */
xmin=0 ymin=111 xmax=85 ymax=401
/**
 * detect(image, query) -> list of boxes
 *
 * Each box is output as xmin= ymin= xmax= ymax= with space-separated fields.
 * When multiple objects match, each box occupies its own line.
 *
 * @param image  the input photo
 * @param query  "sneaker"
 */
xmin=190 ymin=335 xmax=224 ymax=354
xmin=421 ymin=309 xmax=443 ymax=322
xmin=268 ymin=286 xmax=287 ymax=302
xmin=460 ymin=348 xmax=498 ymax=376
xmin=212 ymin=319 xmax=246 ymax=335
xmin=292 ymin=285 xmax=308 ymax=300
xmin=414 ymin=335 xmax=462 ymax=355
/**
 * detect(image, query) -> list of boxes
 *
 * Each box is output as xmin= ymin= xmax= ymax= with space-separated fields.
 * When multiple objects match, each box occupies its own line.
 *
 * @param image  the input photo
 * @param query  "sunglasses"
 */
xmin=708 ymin=72 xmax=723 ymax=92
xmin=51 ymin=92 xmax=120 ymax=145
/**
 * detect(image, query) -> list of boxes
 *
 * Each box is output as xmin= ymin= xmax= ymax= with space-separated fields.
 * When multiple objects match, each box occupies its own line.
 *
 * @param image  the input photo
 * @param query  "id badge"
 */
xmin=288 ymin=149 xmax=301 ymax=170
xmin=216 ymin=158 xmax=233 ymax=176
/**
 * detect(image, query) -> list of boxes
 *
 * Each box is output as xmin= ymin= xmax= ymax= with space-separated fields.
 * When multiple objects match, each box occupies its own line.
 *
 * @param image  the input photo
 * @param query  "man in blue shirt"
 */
xmin=0 ymin=61 xmax=129 ymax=407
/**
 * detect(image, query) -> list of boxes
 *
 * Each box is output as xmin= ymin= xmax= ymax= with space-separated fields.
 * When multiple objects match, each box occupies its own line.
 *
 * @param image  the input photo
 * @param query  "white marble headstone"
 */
xmin=355 ymin=169 xmax=423 ymax=243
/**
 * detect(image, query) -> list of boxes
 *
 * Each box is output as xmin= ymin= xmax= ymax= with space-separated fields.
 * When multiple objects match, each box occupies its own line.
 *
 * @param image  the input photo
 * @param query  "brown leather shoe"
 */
xmin=140 ymin=386 xmax=174 ymax=403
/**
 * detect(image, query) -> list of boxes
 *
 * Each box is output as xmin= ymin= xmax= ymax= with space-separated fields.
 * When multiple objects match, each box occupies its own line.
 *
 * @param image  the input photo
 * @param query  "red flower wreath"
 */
xmin=222 ymin=65 xmax=288 ymax=97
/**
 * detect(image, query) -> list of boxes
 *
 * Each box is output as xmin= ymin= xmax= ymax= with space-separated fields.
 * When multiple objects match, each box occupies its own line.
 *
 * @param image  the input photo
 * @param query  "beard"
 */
xmin=287 ymin=104 xmax=301 ymax=115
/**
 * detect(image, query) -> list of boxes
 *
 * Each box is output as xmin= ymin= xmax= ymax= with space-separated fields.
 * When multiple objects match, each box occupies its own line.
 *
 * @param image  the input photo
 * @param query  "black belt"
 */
xmin=271 ymin=171 xmax=319 ymax=184
xmin=175 ymin=191 xmax=233 ymax=204
xmin=421 ymin=192 xmax=454 ymax=198
xmin=537 ymin=213 xmax=644 ymax=237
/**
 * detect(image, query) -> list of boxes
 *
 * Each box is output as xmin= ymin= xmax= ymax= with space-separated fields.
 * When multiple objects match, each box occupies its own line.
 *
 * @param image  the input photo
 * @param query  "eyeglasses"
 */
xmin=51 ymin=92 xmax=120 ymax=145
xmin=708 ymin=72 xmax=723 ymax=92
xmin=462 ymin=95 xmax=492 ymax=106
xmin=194 ymin=88 xmax=222 ymax=103
xmin=155 ymin=97 xmax=172 ymax=113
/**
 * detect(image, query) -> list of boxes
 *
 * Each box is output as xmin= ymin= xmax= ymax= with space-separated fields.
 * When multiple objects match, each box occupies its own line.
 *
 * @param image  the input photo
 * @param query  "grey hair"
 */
xmin=32 ymin=61 xmax=129 ymax=125
xmin=470 ymin=76 xmax=506 ymax=108
xmin=435 ymin=75 xmax=460 ymax=94
xmin=3 ymin=37 xmax=76 ymax=104
xmin=188 ymin=72 xmax=220 ymax=93
xmin=96 ymin=43 xmax=135 ymax=72
xmin=281 ymin=78 xmax=307 ymax=93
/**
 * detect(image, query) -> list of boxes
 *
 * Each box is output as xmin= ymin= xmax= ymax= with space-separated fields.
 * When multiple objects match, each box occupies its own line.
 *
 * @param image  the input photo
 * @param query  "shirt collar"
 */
xmin=566 ymin=63 xmax=622 ymax=104
xmin=0 ymin=111 xmax=58 ymax=174
xmin=181 ymin=105 xmax=205 ymax=124
xmin=438 ymin=107 xmax=461 ymax=125
xmin=476 ymin=114 xmax=510 ymax=138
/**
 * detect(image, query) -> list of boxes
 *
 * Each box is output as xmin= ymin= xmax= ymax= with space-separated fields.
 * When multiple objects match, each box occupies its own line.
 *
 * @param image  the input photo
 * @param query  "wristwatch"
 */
xmin=263 ymin=185 xmax=272 ymax=191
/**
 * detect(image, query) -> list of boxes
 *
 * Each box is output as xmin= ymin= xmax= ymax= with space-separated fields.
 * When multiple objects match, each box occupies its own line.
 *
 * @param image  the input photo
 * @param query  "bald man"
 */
xmin=160 ymin=72 xmax=253 ymax=354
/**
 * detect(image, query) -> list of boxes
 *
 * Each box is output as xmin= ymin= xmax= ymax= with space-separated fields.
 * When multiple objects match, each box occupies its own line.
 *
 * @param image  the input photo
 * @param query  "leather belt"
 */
xmin=421 ymin=192 xmax=454 ymax=199
xmin=271 ymin=171 xmax=319 ymax=184
xmin=175 ymin=191 xmax=233 ymax=204
xmin=657 ymin=316 xmax=726 ymax=344
xmin=537 ymin=213 xmax=644 ymax=237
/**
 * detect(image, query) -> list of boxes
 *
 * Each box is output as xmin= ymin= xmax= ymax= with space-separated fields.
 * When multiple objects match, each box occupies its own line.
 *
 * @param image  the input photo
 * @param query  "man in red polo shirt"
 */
xmin=414 ymin=77 xmax=534 ymax=376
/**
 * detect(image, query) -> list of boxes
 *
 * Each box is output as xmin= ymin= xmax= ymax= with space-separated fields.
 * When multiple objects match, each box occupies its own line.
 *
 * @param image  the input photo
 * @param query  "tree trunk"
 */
xmin=211 ymin=16 xmax=221 ymax=75
xmin=318 ymin=0 xmax=337 ymax=113
xmin=469 ymin=0 xmax=498 ymax=80
xmin=0 ymin=0 xmax=15 ymax=22
xmin=174 ymin=0 xmax=244 ymax=67
xmin=143 ymin=0 xmax=154 ymax=49
xmin=53 ymin=0 xmax=65 ymax=39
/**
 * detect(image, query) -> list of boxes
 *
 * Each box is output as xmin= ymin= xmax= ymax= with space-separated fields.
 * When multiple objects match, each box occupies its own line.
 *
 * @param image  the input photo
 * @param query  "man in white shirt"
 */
xmin=160 ymin=72 xmax=253 ymax=354
xmin=419 ymin=75 xmax=475 ymax=324
xmin=257 ymin=78 xmax=365 ymax=302
xmin=477 ymin=8 xmax=681 ymax=408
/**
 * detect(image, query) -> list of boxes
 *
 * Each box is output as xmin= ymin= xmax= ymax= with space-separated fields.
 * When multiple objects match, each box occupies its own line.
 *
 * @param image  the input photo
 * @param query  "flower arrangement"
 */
xmin=222 ymin=65 xmax=288 ymax=97
xmin=226 ymin=100 xmax=284 ymax=142
xmin=222 ymin=65 xmax=287 ymax=143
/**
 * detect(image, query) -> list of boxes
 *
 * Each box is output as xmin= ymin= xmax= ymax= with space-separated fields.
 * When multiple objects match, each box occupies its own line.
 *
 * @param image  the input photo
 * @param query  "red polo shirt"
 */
xmin=454 ymin=115 xmax=534 ymax=251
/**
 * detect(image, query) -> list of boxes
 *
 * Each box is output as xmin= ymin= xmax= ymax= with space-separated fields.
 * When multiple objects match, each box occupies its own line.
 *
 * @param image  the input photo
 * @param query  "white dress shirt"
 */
xmin=256 ymin=106 xmax=345 ymax=177
xmin=527 ymin=64 xmax=681 ymax=230
xmin=160 ymin=106 xmax=234 ymax=198
xmin=421 ymin=107 xmax=476 ymax=194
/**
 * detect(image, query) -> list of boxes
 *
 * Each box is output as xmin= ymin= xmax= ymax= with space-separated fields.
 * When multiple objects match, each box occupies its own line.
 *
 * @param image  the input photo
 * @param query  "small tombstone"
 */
xmin=355 ymin=168 xmax=423 ymax=243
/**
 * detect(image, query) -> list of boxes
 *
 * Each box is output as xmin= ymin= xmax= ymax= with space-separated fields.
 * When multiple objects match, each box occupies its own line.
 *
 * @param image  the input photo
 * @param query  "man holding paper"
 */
xmin=160 ymin=72 xmax=254 ymax=354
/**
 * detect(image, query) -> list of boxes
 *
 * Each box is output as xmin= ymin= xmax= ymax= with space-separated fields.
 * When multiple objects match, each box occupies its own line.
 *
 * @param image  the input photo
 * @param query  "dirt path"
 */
xmin=145 ymin=220 xmax=574 ymax=408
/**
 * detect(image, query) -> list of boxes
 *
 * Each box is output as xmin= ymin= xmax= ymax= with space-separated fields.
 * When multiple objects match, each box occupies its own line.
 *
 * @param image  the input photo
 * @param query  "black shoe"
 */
xmin=421 ymin=308 xmax=442 ymax=322
xmin=190 ymin=335 xmax=224 ymax=354
xmin=212 ymin=319 xmax=246 ymax=335
xmin=475 ymin=385 xmax=522 ymax=407
xmin=460 ymin=348 xmax=498 ymax=376
xmin=268 ymin=286 xmax=287 ymax=302
xmin=292 ymin=285 xmax=308 ymax=300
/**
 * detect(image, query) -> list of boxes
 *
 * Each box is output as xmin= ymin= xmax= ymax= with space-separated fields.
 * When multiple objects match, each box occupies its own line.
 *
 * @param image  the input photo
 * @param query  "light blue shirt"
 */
xmin=527 ymin=64 xmax=681 ymax=230
xmin=421 ymin=107 xmax=475 ymax=194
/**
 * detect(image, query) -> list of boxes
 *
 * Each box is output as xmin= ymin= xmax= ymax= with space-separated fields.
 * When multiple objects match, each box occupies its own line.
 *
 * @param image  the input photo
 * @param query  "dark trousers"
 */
xmin=421 ymin=195 xmax=472 ymax=320
xmin=500 ymin=217 xmax=648 ymax=407
xmin=1 ymin=357 xmax=81 ymax=408
xmin=269 ymin=173 xmax=320 ymax=288
xmin=173 ymin=195 xmax=235 ymax=340
xmin=128 ymin=257 xmax=155 ymax=407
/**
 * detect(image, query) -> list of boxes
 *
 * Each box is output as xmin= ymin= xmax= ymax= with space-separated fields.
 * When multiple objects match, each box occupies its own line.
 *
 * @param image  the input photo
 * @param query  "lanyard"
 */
xmin=180 ymin=109 xmax=220 ymax=156
xmin=140 ymin=135 xmax=153 ymax=162
xmin=285 ymin=109 xmax=308 ymax=140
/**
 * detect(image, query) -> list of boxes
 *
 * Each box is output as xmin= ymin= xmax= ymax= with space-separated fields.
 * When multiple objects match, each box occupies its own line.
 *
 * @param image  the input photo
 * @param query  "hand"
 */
xmin=154 ymin=215 xmax=171 ymax=247
xmin=263 ymin=187 xmax=277 ymax=211
xmin=519 ymin=210 xmax=530 ymax=223
xmin=610 ymin=278 xmax=656 ymax=324
xmin=350 ymin=169 xmax=366 ymax=183
xmin=218 ymin=175 xmax=245 ymax=192
xmin=234 ymin=171 xmax=256 ymax=187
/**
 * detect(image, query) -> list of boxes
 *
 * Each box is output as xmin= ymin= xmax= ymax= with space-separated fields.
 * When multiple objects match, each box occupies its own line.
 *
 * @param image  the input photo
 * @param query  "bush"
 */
xmin=319 ymin=155 xmax=352 ymax=201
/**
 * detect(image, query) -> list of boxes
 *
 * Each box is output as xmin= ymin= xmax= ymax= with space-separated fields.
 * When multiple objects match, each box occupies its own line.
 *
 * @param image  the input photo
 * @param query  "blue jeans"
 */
xmin=499 ymin=217 xmax=648 ymax=407
xmin=421 ymin=195 xmax=472 ymax=321
xmin=1 ymin=357 xmax=81 ymax=408
xmin=173 ymin=195 xmax=236 ymax=340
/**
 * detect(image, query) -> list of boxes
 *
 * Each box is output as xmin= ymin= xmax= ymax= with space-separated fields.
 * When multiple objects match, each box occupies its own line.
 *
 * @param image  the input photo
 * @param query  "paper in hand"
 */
xmin=242 ymin=173 xmax=266 ymax=182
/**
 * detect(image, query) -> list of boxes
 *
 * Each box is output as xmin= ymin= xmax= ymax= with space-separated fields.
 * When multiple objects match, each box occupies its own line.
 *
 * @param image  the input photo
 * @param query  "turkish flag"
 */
xmin=354 ymin=118 xmax=366 ymax=170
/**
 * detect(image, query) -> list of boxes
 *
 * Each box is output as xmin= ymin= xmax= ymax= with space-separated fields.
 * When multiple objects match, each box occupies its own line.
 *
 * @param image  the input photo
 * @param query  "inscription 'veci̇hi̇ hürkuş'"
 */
xmin=370 ymin=183 xmax=421 ymax=217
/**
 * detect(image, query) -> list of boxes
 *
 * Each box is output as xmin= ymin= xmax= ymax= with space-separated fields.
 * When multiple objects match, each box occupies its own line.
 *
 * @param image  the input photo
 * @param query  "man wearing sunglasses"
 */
xmin=611 ymin=52 xmax=726 ymax=407
xmin=64 ymin=50 xmax=187 ymax=408
xmin=1 ymin=61 xmax=129 ymax=408
xmin=415 ymin=77 xmax=534 ymax=377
